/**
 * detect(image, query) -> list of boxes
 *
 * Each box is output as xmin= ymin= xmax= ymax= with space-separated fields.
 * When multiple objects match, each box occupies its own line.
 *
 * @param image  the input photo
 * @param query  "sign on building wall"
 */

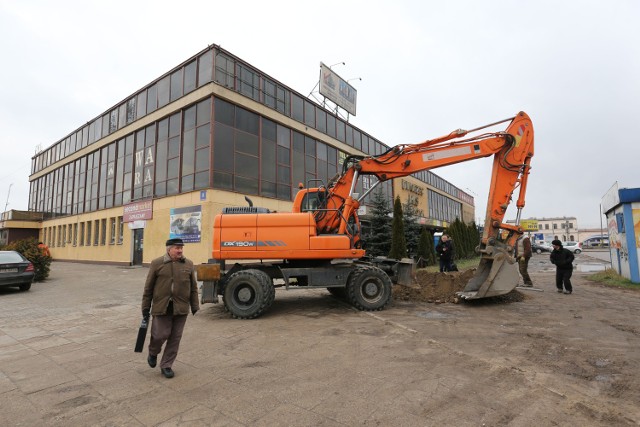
xmin=520 ymin=219 xmax=539 ymax=231
xmin=123 ymin=200 xmax=153 ymax=222
xmin=170 ymin=205 xmax=202 ymax=243
xmin=319 ymin=62 xmax=357 ymax=116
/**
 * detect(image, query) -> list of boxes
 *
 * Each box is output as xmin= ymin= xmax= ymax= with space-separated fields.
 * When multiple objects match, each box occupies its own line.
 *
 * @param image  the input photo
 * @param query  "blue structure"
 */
xmin=602 ymin=184 xmax=640 ymax=283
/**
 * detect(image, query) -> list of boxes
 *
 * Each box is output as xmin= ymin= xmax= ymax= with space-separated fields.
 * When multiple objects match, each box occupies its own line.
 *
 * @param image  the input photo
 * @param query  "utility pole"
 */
xmin=565 ymin=218 xmax=570 ymax=241
xmin=3 ymin=183 xmax=12 ymax=214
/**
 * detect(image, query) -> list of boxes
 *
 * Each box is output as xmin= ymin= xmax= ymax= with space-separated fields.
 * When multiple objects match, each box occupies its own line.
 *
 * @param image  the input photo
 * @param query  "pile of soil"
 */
xmin=392 ymin=268 xmax=525 ymax=304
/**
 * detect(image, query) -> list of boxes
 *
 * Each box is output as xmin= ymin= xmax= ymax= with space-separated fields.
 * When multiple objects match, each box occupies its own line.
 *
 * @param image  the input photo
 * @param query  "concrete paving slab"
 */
xmin=0 ymin=259 xmax=639 ymax=426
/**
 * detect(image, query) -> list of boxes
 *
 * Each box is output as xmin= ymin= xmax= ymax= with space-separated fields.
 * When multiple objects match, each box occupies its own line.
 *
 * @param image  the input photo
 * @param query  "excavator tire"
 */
xmin=223 ymin=269 xmax=275 ymax=319
xmin=346 ymin=266 xmax=392 ymax=311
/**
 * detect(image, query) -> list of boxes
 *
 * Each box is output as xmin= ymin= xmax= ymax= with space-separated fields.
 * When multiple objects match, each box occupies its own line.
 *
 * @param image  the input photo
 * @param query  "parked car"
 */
xmin=582 ymin=237 xmax=609 ymax=248
xmin=0 ymin=251 xmax=35 ymax=291
xmin=562 ymin=241 xmax=582 ymax=254
xmin=532 ymin=243 xmax=551 ymax=254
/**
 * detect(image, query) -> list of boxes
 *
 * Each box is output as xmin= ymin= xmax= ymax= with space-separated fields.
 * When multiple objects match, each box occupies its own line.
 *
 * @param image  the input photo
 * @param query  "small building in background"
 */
xmin=0 ymin=210 xmax=43 ymax=246
xmin=602 ymin=183 xmax=640 ymax=283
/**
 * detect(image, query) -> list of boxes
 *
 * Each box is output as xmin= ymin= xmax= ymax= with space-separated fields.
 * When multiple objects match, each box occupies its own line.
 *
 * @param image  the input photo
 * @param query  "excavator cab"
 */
xmin=297 ymin=188 xmax=326 ymax=212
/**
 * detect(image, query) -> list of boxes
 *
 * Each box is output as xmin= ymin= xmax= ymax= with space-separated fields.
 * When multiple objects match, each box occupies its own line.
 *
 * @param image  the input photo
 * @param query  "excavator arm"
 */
xmin=301 ymin=111 xmax=534 ymax=299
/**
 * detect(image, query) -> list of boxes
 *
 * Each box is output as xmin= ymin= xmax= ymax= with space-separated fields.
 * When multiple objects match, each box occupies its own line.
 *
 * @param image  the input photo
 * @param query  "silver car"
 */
xmin=562 ymin=241 xmax=583 ymax=254
xmin=0 ymin=251 xmax=35 ymax=291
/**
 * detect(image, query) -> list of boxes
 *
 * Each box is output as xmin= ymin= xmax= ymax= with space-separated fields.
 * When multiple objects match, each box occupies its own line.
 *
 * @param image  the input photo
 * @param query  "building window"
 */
xmin=545 ymin=224 xmax=549 ymax=230
xmin=117 ymin=216 xmax=124 ymax=244
xmin=157 ymin=76 xmax=170 ymax=108
xmin=291 ymin=94 xmax=304 ymax=123
xmin=94 ymin=220 xmax=100 ymax=246
xmin=553 ymin=223 xmax=557 ymax=229
xmin=80 ymin=222 xmax=85 ymax=246
xmin=238 ymin=64 xmax=260 ymax=101
xmin=126 ymin=98 xmax=136 ymax=124
xmin=184 ymin=60 xmax=197 ymax=94
xmin=147 ymin=84 xmax=157 ymax=114
xmin=180 ymin=99 xmax=211 ymax=192
xmin=261 ymin=118 xmax=277 ymax=198
xmin=214 ymin=51 xmax=234 ymax=88
xmin=198 ymin=50 xmax=213 ymax=87
xmin=86 ymin=221 xmax=92 ymax=246
xmin=170 ymin=69 xmax=183 ymax=102
xmin=109 ymin=218 xmax=116 ymax=245
xmin=304 ymin=100 xmax=316 ymax=128
xmin=100 ymin=219 xmax=107 ymax=245
xmin=276 ymin=124 xmax=291 ymax=200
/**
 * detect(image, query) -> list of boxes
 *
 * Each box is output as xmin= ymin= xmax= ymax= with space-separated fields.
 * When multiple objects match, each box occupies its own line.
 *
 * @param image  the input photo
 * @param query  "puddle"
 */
xmin=576 ymin=263 xmax=608 ymax=272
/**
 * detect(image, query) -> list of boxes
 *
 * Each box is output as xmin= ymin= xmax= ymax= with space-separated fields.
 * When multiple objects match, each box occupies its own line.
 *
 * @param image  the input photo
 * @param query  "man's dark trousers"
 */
xmin=149 ymin=314 xmax=188 ymax=369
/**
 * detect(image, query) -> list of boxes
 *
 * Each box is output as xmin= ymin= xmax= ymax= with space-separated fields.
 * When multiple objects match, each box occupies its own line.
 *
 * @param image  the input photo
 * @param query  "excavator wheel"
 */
xmin=222 ymin=269 xmax=275 ymax=319
xmin=346 ymin=266 xmax=392 ymax=311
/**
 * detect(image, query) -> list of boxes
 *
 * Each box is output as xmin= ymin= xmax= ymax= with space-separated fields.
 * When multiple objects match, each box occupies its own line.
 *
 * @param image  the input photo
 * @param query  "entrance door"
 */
xmin=133 ymin=229 xmax=144 ymax=266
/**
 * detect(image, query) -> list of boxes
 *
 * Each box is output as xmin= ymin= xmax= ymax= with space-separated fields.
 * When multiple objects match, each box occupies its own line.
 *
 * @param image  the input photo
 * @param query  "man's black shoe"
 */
xmin=161 ymin=367 xmax=174 ymax=378
xmin=147 ymin=355 xmax=157 ymax=368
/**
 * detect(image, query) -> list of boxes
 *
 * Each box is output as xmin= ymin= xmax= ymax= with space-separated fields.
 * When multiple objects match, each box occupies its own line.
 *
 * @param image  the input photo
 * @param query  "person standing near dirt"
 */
xmin=436 ymin=234 xmax=455 ymax=272
xmin=515 ymin=236 xmax=533 ymax=287
xmin=550 ymin=239 xmax=574 ymax=294
xmin=141 ymin=238 xmax=199 ymax=378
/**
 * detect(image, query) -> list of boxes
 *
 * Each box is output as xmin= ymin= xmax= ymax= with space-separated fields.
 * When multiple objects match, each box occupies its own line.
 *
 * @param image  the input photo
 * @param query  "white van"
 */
xmin=582 ymin=236 xmax=609 ymax=248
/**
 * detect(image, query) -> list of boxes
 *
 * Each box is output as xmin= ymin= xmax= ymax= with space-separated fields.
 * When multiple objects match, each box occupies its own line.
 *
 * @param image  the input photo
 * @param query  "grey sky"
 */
xmin=1 ymin=0 xmax=638 ymax=228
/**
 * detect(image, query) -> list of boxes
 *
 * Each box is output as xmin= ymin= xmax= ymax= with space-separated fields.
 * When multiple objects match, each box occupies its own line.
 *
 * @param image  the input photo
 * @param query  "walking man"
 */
xmin=550 ymin=239 xmax=575 ymax=294
xmin=141 ymin=238 xmax=199 ymax=378
xmin=436 ymin=234 xmax=455 ymax=272
xmin=515 ymin=236 xmax=533 ymax=287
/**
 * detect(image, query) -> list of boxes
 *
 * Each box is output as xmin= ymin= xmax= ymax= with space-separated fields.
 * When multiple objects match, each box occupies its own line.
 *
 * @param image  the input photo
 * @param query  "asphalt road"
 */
xmin=1 ymin=257 xmax=638 ymax=426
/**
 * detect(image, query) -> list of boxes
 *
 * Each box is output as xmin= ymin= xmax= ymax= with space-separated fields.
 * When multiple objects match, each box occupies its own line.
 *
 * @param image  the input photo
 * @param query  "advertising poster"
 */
xmin=634 ymin=209 xmax=640 ymax=248
xmin=169 ymin=205 xmax=202 ymax=243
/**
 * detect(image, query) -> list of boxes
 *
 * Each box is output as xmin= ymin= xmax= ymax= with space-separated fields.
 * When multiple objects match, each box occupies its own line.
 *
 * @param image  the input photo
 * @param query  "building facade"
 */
xmin=25 ymin=45 xmax=474 ymax=265
xmin=522 ymin=216 xmax=579 ymax=244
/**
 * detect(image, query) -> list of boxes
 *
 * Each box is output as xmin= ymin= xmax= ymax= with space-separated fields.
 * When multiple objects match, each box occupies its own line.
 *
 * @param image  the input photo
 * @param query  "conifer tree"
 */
xmin=417 ymin=226 xmax=436 ymax=267
xmin=402 ymin=197 xmax=422 ymax=259
xmin=389 ymin=196 xmax=408 ymax=259
xmin=446 ymin=217 xmax=465 ymax=259
xmin=365 ymin=189 xmax=392 ymax=257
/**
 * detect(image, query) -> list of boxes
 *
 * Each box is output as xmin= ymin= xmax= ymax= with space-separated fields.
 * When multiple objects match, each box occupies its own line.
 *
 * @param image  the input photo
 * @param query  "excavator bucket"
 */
xmin=457 ymin=243 xmax=519 ymax=300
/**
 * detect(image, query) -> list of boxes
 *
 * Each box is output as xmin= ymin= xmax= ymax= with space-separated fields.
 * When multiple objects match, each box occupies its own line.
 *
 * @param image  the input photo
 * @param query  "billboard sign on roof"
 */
xmin=319 ymin=62 xmax=357 ymax=116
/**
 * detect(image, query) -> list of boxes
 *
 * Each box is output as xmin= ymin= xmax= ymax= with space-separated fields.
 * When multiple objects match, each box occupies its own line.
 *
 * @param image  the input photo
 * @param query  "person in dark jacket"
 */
xmin=550 ymin=239 xmax=575 ymax=294
xmin=515 ymin=236 xmax=533 ymax=287
xmin=436 ymin=234 xmax=455 ymax=272
xmin=141 ymin=238 xmax=199 ymax=378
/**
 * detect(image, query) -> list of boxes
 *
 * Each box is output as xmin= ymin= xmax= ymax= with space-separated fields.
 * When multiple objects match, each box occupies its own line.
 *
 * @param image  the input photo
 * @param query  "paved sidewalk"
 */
xmin=1 ymin=260 xmax=638 ymax=426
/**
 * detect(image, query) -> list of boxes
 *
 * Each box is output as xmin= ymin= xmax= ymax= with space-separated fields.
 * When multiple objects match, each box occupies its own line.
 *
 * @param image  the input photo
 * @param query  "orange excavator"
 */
xmin=199 ymin=112 xmax=534 ymax=318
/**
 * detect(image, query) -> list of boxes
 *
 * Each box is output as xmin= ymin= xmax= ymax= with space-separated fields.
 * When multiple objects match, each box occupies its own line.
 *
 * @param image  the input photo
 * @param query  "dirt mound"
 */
xmin=392 ymin=268 xmax=525 ymax=304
